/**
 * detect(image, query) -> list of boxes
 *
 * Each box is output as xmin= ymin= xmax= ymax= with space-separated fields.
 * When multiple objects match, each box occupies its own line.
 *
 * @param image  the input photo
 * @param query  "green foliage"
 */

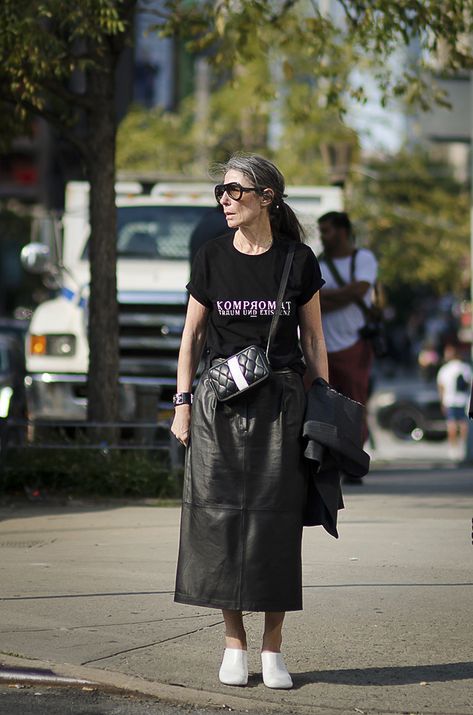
xmin=117 ymin=40 xmax=359 ymax=183
xmin=117 ymin=103 xmax=196 ymax=173
xmin=348 ymin=150 xmax=470 ymax=297
xmin=117 ymin=54 xmax=280 ymax=173
xmin=2 ymin=447 xmax=183 ymax=499
xmin=158 ymin=0 xmax=473 ymax=112
xmin=4 ymin=0 xmax=473 ymax=157
xmin=117 ymin=57 xmax=276 ymax=175
xmin=205 ymin=57 xmax=273 ymax=160
xmin=0 ymin=0 xmax=136 ymax=146
xmin=0 ymin=0 xmax=138 ymax=427
xmin=2 ymin=0 xmax=472 ymax=313
xmin=3 ymin=0 xmax=473 ymax=150
xmin=121 ymin=1 xmax=468 ymax=182
xmin=271 ymin=31 xmax=359 ymax=184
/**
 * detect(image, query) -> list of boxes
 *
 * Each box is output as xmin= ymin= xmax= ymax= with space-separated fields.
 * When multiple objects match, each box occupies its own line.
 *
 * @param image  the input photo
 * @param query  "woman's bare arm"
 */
xmin=176 ymin=296 xmax=209 ymax=391
xmin=298 ymin=292 xmax=329 ymax=390
xmin=320 ymin=281 xmax=371 ymax=312
xmin=171 ymin=296 xmax=209 ymax=445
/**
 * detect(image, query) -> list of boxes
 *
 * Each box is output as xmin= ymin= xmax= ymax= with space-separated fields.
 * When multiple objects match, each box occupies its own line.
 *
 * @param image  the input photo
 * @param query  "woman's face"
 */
xmin=219 ymin=169 xmax=267 ymax=229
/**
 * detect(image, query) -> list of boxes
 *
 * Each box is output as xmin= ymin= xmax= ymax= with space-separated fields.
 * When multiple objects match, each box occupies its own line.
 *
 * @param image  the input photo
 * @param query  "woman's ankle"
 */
xmin=261 ymin=637 xmax=282 ymax=653
xmin=225 ymin=635 xmax=247 ymax=650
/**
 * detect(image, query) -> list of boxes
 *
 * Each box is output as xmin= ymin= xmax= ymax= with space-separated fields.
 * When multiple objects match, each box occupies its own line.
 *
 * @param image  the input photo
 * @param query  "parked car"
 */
xmin=369 ymin=380 xmax=447 ymax=441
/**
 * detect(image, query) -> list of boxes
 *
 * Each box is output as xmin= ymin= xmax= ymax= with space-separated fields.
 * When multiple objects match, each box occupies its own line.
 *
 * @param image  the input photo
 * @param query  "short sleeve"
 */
xmin=355 ymin=249 xmax=378 ymax=285
xmin=296 ymin=246 xmax=325 ymax=306
xmin=186 ymin=245 xmax=212 ymax=309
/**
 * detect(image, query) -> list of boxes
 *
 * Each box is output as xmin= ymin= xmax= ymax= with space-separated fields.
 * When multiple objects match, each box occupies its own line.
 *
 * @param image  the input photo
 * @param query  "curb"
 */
xmin=0 ymin=653 xmax=307 ymax=714
xmin=0 ymin=664 xmax=94 ymax=688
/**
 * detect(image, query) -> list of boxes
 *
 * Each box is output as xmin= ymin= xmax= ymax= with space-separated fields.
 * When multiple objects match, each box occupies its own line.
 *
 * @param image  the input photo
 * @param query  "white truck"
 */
xmin=21 ymin=180 xmax=342 ymax=423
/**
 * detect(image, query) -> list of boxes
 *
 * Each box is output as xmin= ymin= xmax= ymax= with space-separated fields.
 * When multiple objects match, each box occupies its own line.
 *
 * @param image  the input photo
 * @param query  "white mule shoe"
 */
xmin=219 ymin=648 xmax=248 ymax=686
xmin=261 ymin=651 xmax=293 ymax=689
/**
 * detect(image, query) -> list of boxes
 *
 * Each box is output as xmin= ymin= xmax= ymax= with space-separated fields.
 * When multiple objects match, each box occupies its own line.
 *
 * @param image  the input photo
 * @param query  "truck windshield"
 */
xmin=82 ymin=205 xmax=210 ymax=260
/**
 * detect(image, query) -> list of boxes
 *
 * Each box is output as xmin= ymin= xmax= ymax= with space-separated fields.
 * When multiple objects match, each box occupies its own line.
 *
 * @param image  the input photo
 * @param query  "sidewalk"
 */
xmin=1 ymin=466 xmax=472 ymax=715
xmin=367 ymin=420 xmax=467 ymax=468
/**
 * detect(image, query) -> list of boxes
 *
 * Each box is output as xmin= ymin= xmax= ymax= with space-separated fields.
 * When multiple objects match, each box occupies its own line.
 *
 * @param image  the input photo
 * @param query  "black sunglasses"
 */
xmin=214 ymin=182 xmax=260 ymax=202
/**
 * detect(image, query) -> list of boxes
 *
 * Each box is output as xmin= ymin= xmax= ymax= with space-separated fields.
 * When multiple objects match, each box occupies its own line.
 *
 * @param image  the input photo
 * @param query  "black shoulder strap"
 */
xmin=323 ymin=253 xmax=347 ymax=288
xmin=266 ymin=243 xmax=296 ymax=358
xmin=323 ymin=250 xmax=373 ymax=320
xmin=350 ymin=249 xmax=358 ymax=281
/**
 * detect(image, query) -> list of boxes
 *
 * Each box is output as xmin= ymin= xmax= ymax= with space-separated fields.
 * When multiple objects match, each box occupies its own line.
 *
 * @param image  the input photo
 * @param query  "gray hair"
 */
xmin=212 ymin=153 xmax=304 ymax=242
xmin=212 ymin=153 xmax=286 ymax=205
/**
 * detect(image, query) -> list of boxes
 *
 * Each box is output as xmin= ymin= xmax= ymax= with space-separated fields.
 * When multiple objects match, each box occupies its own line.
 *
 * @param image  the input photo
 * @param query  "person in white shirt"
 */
xmin=436 ymin=344 xmax=472 ymax=460
xmin=317 ymin=211 xmax=378 ymax=441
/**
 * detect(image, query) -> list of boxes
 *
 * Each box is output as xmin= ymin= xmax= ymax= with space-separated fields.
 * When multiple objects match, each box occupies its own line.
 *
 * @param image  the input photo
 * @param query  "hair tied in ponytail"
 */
xmin=275 ymin=193 xmax=288 ymax=210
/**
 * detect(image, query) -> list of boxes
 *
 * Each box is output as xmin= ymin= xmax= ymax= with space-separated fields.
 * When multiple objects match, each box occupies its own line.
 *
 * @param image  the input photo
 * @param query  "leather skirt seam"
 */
xmin=181 ymin=501 xmax=303 ymax=514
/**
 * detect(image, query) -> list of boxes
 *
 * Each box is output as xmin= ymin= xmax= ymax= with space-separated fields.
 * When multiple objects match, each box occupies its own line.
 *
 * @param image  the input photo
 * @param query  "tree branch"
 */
xmin=337 ymin=0 xmax=358 ymax=26
xmin=136 ymin=0 xmax=180 ymax=21
xmin=109 ymin=0 xmax=138 ymax=55
xmin=1 ymin=93 xmax=89 ymax=160
xmin=269 ymin=0 xmax=299 ymax=23
xmin=39 ymin=78 xmax=94 ymax=111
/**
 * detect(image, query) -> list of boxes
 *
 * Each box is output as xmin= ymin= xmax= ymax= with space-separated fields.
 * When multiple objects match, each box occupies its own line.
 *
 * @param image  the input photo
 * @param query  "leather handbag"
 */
xmin=208 ymin=243 xmax=296 ymax=402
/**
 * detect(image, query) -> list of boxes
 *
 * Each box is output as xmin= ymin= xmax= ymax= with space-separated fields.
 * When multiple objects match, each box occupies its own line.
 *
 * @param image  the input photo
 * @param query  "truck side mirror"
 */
xmin=20 ymin=243 xmax=53 ymax=274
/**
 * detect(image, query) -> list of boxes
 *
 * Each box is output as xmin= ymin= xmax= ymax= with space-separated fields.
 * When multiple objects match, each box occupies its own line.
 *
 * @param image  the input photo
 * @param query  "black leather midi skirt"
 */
xmin=174 ymin=368 xmax=308 ymax=612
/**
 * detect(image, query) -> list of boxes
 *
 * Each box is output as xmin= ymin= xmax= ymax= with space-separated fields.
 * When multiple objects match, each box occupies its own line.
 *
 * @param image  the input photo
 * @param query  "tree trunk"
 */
xmin=85 ymin=56 xmax=119 ymax=432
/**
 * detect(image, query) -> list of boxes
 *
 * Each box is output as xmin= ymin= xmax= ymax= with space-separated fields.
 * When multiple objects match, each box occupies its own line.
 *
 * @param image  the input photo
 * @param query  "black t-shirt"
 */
xmin=187 ymin=234 xmax=324 ymax=374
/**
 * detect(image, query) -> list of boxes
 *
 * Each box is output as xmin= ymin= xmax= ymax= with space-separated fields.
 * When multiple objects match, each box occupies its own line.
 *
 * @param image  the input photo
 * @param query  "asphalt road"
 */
xmin=0 ymin=684 xmax=246 ymax=715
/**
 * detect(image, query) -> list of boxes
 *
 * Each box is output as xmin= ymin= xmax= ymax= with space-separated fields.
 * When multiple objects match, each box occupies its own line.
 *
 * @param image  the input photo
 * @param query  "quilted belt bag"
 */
xmin=208 ymin=243 xmax=295 ymax=402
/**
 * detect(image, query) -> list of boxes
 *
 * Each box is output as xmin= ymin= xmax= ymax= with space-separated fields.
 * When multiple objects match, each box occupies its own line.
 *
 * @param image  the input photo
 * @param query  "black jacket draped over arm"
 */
xmin=303 ymin=378 xmax=370 ymax=538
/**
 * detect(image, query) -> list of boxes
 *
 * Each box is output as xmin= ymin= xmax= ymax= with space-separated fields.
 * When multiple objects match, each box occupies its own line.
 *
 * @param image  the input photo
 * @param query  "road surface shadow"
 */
xmin=293 ymin=660 xmax=473 ymax=687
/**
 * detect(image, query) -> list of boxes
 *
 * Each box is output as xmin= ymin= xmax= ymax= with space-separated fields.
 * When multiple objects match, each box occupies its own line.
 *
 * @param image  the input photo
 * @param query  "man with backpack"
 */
xmin=436 ymin=343 xmax=472 ymax=461
xmin=317 ymin=211 xmax=379 ymax=445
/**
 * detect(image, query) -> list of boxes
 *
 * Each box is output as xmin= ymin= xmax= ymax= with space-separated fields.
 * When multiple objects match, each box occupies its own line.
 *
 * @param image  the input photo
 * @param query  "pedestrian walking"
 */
xmin=171 ymin=154 xmax=328 ymax=689
xmin=436 ymin=343 xmax=472 ymax=460
xmin=317 ymin=211 xmax=378 ymax=441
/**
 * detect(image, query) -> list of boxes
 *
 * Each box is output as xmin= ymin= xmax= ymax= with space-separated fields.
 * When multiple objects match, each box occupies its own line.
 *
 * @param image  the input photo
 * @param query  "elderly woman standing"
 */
xmin=171 ymin=155 xmax=328 ymax=689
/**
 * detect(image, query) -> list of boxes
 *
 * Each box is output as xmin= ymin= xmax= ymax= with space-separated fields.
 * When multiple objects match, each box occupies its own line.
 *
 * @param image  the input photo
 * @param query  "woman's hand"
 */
xmin=171 ymin=405 xmax=192 ymax=447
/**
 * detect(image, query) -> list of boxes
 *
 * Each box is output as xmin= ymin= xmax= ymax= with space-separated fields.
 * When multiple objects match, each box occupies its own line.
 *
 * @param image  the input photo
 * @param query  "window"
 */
xmin=82 ymin=206 xmax=209 ymax=260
